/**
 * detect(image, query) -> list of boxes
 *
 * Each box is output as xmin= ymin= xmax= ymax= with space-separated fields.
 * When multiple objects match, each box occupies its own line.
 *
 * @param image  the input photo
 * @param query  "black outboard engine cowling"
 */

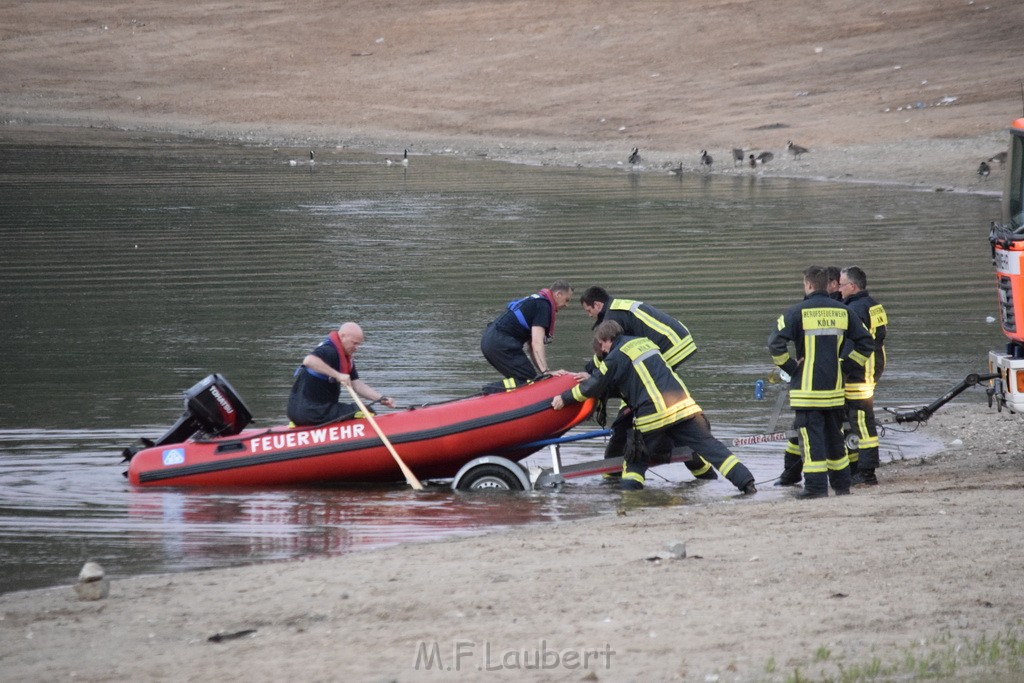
xmin=121 ymin=374 xmax=253 ymax=463
xmin=184 ymin=374 xmax=253 ymax=436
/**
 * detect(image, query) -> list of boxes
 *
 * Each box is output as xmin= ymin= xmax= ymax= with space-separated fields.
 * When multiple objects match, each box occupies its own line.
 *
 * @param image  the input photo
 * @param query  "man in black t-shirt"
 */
xmin=481 ymin=280 xmax=573 ymax=384
xmin=287 ymin=322 xmax=396 ymax=426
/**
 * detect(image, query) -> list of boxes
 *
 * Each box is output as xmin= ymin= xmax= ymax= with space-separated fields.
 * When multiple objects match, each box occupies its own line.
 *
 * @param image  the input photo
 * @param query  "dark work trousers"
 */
xmin=846 ymin=396 xmax=879 ymax=471
xmin=607 ymin=407 xmax=716 ymax=478
xmin=480 ymin=323 xmax=536 ymax=383
xmin=634 ymin=413 xmax=754 ymax=491
xmin=793 ymin=408 xmax=851 ymax=495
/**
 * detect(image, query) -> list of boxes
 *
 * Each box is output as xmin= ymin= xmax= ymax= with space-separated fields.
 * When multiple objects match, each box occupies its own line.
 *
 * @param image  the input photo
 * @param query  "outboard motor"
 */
xmin=121 ymin=374 xmax=253 ymax=462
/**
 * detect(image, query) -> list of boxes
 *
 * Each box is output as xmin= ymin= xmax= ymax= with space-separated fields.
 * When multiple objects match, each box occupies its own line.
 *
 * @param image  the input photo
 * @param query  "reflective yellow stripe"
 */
xmin=610 ymin=299 xmax=640 ymax=312
xmin=858 ymin=435 xmax=879 ymax=449
xmin=845 ymin=382 xmax=875 ymax=400
xmin=634 ymin=400 xmax=701 ymax=431
xmin=826 ymin=453 xmax=850 ymax=470
xmin=855 ymin=409 xmax=870 ymax=439
xmin=618 ymin=336 xmax=702 ymax=431
xmin=570 ymin=385 xmax=587 ymax=402
xmin=790 ymin=389 xmax=845 ymax=408
xmin=689 ymin=457 xmax=713 ymax=477
xmin=772 ymin=352 xmax=790 ymax=366
xmin=663 ymin=337 xmax=696 ymax=367
xmin=718 ymin=454 xmax=739 ymax=477
xmin=800 ymin=427 xmax=827 ymax=473
xmin=611 ymin=299 xmax=697 ymax=366
xmin=801 ymin=335 xmax=816 ymax=390
xmin=623 ymin=471 xmax=645 ymax=484
xmin=804 ymin=461 xmax=827 ymax=473
xmin=847 ymin=350 xmax=868 ymax=366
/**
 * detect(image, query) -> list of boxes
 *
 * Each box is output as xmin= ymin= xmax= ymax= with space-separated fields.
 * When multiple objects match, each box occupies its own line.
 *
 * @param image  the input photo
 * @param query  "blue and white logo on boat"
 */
xmin=162 ymin=448 xmax=186 ymax=466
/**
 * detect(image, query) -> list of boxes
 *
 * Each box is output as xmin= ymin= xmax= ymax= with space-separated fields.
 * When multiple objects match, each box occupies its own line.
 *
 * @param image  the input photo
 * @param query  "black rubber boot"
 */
xmin=851 ymin=469 xmax=878 ymax=486
xmin=773 ymin=471 xmax=802 ymax=487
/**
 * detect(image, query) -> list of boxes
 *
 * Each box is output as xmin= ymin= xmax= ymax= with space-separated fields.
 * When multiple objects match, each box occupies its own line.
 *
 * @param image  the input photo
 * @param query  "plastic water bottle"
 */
xmin=754 ymin=379 xmax=765 ymax=400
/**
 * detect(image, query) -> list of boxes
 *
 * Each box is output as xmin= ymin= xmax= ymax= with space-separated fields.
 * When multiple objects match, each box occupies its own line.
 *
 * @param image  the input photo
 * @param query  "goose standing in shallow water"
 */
xmin=627 ymin=147 xmax=641 ymax=168
xmin=786 ymin=141 xmax=809 ymax=158
xmin=387 ymin=149 xmax=410 ymax=167
xmin=700 ymin=150 xmax=713 ymax=170
xmin=290 ymin=150 xmax=315 ymax=166
xmin=988 ymin=151 xmax=1008 ymax=167
xmin=978 ymin=161 xmax=991 ymax=179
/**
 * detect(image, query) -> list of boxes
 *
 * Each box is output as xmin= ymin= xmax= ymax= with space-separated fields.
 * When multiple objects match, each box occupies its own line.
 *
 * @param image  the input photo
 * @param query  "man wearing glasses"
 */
xmin=838 ymin=266 xmax=889 ymax=486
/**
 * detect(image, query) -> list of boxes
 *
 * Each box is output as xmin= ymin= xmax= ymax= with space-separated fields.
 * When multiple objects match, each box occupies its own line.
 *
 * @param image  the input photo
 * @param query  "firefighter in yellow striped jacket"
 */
xmin=767 ymin=266 xmax=874 ymax=498
xmin=839 ymin=266 xmax=888 ymax=486
xmin=578 ymin=286 xmax=719 ymax=481
xmin=553 ymin=320 xmax=756 ymax=494
xmin=580 ymin=286 xmax=697 ymax=370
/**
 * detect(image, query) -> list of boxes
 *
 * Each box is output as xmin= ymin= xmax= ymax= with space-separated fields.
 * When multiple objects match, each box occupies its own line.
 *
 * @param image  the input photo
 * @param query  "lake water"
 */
xmin=0 ymin=127 xmax=1005 ymax=594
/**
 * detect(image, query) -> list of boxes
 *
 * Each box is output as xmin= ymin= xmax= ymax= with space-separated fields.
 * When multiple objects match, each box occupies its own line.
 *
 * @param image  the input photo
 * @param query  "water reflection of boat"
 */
xmin=125 ymin=375 xmax=593 ymax=488
xmin=126 ymin=483 xmax=593 ymax=568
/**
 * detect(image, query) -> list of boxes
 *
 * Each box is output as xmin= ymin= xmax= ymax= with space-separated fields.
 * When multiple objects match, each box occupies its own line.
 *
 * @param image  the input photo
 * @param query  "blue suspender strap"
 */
xmin=507 ymin=294 xmax=539 ymax=331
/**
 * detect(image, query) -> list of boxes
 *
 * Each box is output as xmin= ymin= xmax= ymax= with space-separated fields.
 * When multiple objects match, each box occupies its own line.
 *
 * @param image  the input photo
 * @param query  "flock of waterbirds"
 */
xmin=628 ymin=141 xmax=1008 ymax=181
xmin=283 ymin=142 xmax=1005 ymax=181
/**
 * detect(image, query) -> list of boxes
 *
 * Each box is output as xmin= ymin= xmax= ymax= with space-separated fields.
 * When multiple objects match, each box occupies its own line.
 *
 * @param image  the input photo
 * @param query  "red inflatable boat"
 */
xmin=122 ymin=374 xmax=593 ymax=487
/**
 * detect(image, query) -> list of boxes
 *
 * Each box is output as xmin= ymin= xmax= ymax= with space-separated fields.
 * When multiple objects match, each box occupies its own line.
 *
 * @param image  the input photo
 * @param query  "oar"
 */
xmin=344 ymin=384 xmax=424 ymax=491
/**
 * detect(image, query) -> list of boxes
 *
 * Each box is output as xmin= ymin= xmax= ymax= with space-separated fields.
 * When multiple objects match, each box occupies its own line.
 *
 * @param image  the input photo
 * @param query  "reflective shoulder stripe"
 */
xmin=776 ymin=314 xmax=786 ymax=331
xmin=609 ymin=298 xmax=640 ymax=312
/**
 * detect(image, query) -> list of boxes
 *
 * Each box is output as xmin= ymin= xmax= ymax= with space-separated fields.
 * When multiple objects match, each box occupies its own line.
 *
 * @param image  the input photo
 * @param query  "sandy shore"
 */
xmin=3 ymin=2 xmax=1024 ymax=680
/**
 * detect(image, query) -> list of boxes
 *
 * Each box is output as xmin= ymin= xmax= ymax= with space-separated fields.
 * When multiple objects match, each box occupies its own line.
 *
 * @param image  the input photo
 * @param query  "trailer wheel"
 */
xmin=844 ymin=432 xmax=860 ymax=451
xmin=456 ymin=464 xmax=525 ymax=491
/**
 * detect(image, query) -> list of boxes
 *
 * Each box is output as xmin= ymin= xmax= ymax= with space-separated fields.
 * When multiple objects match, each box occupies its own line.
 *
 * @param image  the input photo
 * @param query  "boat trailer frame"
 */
xmin=449 ymin=372 xmax=997 ymax=492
